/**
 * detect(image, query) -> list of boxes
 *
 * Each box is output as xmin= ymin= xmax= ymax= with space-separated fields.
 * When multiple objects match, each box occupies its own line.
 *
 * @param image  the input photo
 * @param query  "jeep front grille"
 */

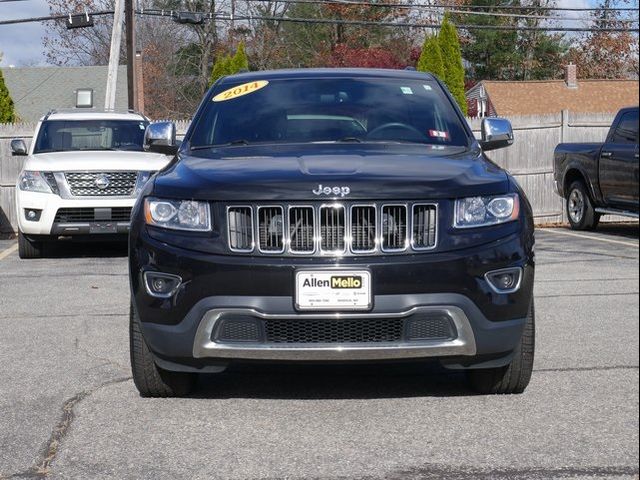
xmin=65 ymin=171 xmax=137 ymax=197
xmin=226 ymin=202 xmax=437 ymax=256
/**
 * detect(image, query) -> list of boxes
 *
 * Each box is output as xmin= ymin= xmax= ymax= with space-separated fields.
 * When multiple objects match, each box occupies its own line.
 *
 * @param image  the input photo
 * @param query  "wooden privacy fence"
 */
xmin=0 ymin=112 xmax=619 ymax=233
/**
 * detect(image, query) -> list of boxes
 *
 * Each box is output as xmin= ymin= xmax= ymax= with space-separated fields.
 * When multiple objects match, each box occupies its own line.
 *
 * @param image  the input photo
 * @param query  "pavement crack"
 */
xmin=24 ymin=377 xmax=132 ymax=478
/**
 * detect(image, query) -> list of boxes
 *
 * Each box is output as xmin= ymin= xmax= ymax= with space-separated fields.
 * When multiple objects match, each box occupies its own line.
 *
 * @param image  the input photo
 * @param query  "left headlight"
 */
xmin=18 ymin=171 xmax=52 ymax=193
xmin=144 ymin=197 xmax=211 ymax=232
xmin=454 ymin=194 xmax=520 ymax=229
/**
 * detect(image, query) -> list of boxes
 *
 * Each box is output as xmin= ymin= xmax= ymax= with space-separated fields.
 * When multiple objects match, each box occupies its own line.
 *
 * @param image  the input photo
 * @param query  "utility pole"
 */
xmin=125 ymin=0 xmax=136 ymax=111
xmin=105 ymin=0 xmax=125 ymax=110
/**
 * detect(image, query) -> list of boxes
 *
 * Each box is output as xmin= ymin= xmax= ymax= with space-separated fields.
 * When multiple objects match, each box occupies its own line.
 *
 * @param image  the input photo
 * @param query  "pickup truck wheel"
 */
xmin=130 ymin=303 xmax=196 ymax=397
xmin=18 ymin=232 xmax=44 ymax=259
xmin=567 ymin=181 xmax=600 ymax=230
xmin=468 ymin=301 xmax=535 ymax=395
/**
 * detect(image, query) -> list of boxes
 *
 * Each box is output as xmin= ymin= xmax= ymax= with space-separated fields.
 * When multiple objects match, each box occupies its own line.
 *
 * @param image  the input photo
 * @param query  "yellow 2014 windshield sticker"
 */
xmin=212 ymin=80 xmax=269 ymax=102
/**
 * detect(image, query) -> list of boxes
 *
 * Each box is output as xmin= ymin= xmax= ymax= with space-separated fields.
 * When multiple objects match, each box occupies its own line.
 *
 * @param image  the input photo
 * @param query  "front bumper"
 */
xmin=16 ymin=189 xmax=135 ymax=236
xmin=131 ymin=227 xmax=534 ymax=372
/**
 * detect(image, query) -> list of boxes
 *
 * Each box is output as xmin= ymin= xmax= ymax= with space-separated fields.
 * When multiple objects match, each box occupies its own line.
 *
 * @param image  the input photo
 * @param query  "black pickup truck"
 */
xmin=553 ymin=106 xmax=639 ymax=230
xmin=129 ymin=69 xmax=535 ymax=397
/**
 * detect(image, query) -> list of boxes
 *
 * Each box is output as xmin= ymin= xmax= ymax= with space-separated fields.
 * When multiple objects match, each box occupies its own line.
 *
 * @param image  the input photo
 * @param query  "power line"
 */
xmin=0 ymin=8 xmax=637 ymax=32
xmin=0 ymin=10 xmax=114 ymax=26
xmin=239 ymin=0 xmax=640 ymax=13
xmin=137 ymin=8 xmax=640 ymax=32
xmin=235 ymin=0 xmax=640 ymax=23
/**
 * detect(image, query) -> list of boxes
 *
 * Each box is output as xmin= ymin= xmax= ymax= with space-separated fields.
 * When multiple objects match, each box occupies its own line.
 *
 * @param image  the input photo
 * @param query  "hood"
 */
xmin=24 ymin=150 xmax=172 ymax=172
xmin=153 ymin=145 xmax=509 ymax=201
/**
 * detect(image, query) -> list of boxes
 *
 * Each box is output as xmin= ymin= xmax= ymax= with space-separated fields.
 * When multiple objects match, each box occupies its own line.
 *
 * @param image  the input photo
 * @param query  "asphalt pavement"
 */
xmin=0 ymin=224 xmax=638 ymax=480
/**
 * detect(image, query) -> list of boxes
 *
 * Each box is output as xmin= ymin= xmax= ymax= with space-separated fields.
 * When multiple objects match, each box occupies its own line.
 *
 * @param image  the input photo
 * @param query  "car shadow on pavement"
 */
xmin=193 ymin=363 xmax=477 ymax=399
xmin=585 ymin=222 xmax=639 ymax=240
xmin=44 ymin=239 xmax=128 ymax=258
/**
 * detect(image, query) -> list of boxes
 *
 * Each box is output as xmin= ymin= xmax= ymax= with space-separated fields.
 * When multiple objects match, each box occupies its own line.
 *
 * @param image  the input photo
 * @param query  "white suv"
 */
xmin=12 ymin=110 xmax=172 ymax=258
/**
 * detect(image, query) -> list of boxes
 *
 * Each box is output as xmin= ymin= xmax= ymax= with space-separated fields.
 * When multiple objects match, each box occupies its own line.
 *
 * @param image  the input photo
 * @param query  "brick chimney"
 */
xmin=565 ymin=63 xmax=578 ymax=89
xmin=135 ymin=51 xmax=145 ymax=114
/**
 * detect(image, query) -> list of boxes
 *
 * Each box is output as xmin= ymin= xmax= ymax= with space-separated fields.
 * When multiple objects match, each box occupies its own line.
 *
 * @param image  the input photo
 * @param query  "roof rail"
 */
xmin=42 ymin=108 xmax=148 ymax=120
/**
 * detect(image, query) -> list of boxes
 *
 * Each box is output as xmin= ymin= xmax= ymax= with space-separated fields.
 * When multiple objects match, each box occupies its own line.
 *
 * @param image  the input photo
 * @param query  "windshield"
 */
xmin=34 ymin=119 xmax=148 ymax=153
xmin=189 ymin=77 xmax=470 ymax=149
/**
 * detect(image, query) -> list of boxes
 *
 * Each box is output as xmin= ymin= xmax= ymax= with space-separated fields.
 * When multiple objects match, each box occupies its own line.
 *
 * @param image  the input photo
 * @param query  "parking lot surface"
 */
xmin=0 ymin=225 xmax=638 ymax=480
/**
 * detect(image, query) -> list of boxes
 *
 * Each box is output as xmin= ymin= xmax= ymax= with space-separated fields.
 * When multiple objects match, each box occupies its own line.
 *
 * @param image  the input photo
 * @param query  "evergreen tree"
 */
xmin=438 ymin=15 xmax=467 ymax=115
xmin=209 ymin=43 xmax=251 ymax=86
xmin=0 ymin=68 xmax=16 ymax=123
xmin=232 ymin=42 xmax=249 ymax=72
xmin=417 ymin=36 xmax=445 ymax=80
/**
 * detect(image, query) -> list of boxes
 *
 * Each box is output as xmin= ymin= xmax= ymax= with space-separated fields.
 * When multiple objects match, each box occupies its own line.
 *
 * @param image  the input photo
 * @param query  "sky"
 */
xmin=0 ymin=0 xmax=605 ymax=68
xmin=0 ymin=0 xmax=50 ymax=66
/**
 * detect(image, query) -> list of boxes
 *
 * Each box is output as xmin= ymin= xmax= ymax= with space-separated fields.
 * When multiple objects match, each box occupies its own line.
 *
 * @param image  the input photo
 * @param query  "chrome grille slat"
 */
xmin=381 ymin=205 xmax=408 ymax=252
xmin=412 ymin=204 xmax=438 ymax=250
xmin=289 ymin=206 xmax=315 ymax=253
xmin=65 ymin=171 xmax=137 ymax=197
xmin=258 ymin=206 xmax=284 ymax=252
xmin=226 ymin=202 xmax=437 ymax=255
xmin=351 ymin=205 xmax=376 ymax=253
xmin=228 ymin=207 xmax=254 ymax=252
xmin=320 ymin=205 xmax=346 ymax=252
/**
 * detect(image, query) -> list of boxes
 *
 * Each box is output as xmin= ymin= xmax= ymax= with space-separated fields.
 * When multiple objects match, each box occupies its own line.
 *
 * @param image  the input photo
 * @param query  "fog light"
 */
xmin=485 ymin=267 xmax=522 ymax=294
xmin=143 ymin=271 xmax=182 ymax=298
xmin=24 ymin=209 xmax=42 ymax=222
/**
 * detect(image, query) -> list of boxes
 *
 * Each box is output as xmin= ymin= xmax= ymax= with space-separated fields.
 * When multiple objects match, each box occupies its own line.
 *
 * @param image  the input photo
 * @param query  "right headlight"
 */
xmin=18 ymin=171 xmax=52 ymax=193
xmin=454 ymin=194 xmax=520 ymax=229
xmin=144 ymin=197 xmax=211 ymax=232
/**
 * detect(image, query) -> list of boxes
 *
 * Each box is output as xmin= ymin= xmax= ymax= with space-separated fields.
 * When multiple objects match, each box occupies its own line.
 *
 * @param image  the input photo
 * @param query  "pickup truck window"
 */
xmin=34 ymin=120 xmax=148 ymax=154
xmin=190 ymin=78 xmax=469 ymax=148
xmin=611 ymin=110 xmax=639 ymax=144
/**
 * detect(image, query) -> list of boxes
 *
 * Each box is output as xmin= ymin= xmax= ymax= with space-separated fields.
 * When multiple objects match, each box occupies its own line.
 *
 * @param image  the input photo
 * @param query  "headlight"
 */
xmin=144 ymin=197 xmax=211 ymax=232
xmin=454 ymin=194 xmax=519 ymax=229
xmin=18 ymin=171 xmax=52 ymax=193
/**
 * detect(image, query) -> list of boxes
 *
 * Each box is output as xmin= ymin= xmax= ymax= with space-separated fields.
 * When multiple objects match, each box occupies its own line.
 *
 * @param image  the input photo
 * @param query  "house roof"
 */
xmin=466 ymin=79 xmax=639 ymax=116
xmin=1 ymin=65 xmax=128 ymax=122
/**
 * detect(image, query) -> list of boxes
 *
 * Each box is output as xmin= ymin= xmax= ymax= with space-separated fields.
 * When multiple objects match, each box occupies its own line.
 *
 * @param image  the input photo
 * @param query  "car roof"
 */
xmin=41 ymin=111 xmax=147 ymax=122
xmin=217 ymin=68 xmax=437 ymax=86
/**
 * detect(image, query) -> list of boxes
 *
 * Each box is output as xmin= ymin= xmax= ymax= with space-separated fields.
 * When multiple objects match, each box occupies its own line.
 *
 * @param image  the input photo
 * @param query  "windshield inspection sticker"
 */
xmin=212 ymin=80 xmax=269 ymax=102
xmin=429 ymin=130 xmax=450 ymax=140
xmin=423 ymin=84 xmax=433 ymax=91
xmin=400 ymin=86 xmax=414 ymax=95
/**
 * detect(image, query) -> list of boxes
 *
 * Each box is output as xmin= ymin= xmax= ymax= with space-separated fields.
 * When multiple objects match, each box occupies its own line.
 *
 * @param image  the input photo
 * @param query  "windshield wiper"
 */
xmin=334 ymin=137 xmax=363 ymax=143
xmin=191 ymin=139 xmax=250 ymax=150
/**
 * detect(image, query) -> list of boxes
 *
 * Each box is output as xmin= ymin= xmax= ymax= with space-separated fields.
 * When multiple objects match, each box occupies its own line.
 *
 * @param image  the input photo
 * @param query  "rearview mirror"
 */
xmin=144 ymin=122 xmax=177 ymax=155
xmin=480 ymin=118 xmax=514 ymax=152
xmin=11 ymin=139 xmax=28 ymax=156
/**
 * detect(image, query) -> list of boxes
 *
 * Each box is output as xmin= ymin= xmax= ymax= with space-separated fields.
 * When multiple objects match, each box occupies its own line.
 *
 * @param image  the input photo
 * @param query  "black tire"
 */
xmin=130 ymin=302 xmax=196 ymax=397
xmin=468 ymin=301 xmax=535 ymax=395
xmin=18 ymin=231 xmax=44 ymax=259
xmin=566 ymin=180 xmax=600 ymax=231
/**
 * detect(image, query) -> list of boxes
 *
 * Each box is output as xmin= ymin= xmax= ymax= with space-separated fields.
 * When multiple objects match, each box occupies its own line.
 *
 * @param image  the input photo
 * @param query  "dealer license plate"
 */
xmin=295 ymin=270 xmax=372 ymax=311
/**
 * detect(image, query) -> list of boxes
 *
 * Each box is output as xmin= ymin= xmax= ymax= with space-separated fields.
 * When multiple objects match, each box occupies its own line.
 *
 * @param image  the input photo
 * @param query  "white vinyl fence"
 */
xmin=0 ymin=112 xmax=620 ymax=233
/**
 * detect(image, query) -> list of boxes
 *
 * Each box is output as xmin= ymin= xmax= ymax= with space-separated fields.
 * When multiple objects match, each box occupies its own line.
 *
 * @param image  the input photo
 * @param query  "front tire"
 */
xmin=468 ymin=301 xmax=535 ymax=395
xmin=130 ymin=302 xmax=196 ymax=397
xmin=18 ymin=231 xmax=45 ymax=259
xmin=566 ymin=181 xmax=600 ymax=231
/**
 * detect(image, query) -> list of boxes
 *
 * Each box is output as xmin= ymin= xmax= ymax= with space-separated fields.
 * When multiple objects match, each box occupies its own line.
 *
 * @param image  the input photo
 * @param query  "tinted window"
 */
xmin=611 ymin=110 xmax=639 ymax=144
xmin=190 ymin=78 xmax=469 ymax=148
xmin=34 ymin=120 xmax=148 ymax=153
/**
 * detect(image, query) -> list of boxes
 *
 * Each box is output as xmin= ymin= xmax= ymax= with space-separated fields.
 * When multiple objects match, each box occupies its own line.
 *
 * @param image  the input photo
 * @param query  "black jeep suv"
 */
xmin=129 ymin=69 xmax=535 ymax=397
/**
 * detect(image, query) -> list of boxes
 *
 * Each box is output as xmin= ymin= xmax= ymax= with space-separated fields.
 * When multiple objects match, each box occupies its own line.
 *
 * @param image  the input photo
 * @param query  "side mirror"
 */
xmin=144 ymin=122 xmax=177 ymax=155
xmin=11 ymin=139 xmax=28 ymax=156
xmin=480 ymin=118 xmax=514 ymax=151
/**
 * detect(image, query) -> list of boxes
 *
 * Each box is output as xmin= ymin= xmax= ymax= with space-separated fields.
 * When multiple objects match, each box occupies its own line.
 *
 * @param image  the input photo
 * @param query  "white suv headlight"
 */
xmin=144 ymin=197 xmax=211 ymax=232
xmin=18 ymin=171 xmax=52 ymax=193
xmin=454 ymin=194 xmax=520 ymax=229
